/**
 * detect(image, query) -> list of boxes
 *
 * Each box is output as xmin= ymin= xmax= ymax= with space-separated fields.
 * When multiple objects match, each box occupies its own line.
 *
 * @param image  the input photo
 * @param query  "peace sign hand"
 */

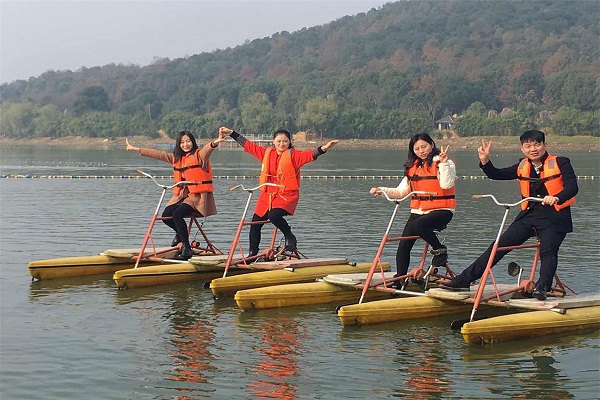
xmin=438 ymin=145 xmax=450 ymax=163
xmin=477 ymin=140 xmax=492 ymax=165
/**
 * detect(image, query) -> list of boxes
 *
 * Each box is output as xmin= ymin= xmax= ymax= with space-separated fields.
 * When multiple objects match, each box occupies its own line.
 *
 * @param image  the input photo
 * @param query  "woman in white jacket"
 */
xmin=370 ymin=133 xmax=456 ymax=286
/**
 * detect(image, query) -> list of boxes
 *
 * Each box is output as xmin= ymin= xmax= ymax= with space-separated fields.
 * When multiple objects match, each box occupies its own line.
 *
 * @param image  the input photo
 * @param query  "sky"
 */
xmin=0 ymin=0 xmax=390 ymax=84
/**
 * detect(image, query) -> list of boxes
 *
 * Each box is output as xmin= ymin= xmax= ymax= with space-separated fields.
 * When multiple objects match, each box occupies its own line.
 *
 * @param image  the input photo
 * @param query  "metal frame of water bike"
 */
xmin=358 ymin=190 xmax=457 ymax=303
xmin=132 ymin=169 xmax=222 ymax=268
xmin=465 ymin=194 xmax=577 ymax=322
xmin=221 ymin=183 xmax=307 ymax=277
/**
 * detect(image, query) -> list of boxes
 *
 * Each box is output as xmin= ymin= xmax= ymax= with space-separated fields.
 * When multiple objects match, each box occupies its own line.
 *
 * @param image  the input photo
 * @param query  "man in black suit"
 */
xmin=442 ymin=130 xmax=578 ymax=300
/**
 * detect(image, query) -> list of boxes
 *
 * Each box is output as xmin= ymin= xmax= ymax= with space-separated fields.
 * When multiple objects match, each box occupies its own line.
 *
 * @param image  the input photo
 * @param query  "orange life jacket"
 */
xmin=258 ymin=148 xmax=300 ymax=192
xmin=517 ymin=154 xmax=575 ymax=211
xmin=407 ymin=161 xmax=456 ymax=211
xmin=172 ymin=149 xmax=213 ymax=195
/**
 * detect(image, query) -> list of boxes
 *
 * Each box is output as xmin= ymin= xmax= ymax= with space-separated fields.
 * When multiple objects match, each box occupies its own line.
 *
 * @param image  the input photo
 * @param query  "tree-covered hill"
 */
xmin=1 ymin=0 xmax=598 ymax=139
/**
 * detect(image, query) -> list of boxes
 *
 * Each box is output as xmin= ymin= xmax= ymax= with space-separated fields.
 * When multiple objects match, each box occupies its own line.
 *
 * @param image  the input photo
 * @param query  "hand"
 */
xmin=213 ymin=130 xmax=227 ymax=145
xmin=219 ymin=126 xmax=233 ymax=136
xmin=369 ymin=187 xmax=381 ymax=196
xmin=541 ymin=195 xmax=559 ymax=206
xmin=477 ymin=139 xmax=492 ymax=164
xmin=438 ymin=145 xmax=450 ymax=163
xmin=321 ymin=140 xmax=339 ymax=151
xmin=125 ymin=138 xmax=138 ymax=152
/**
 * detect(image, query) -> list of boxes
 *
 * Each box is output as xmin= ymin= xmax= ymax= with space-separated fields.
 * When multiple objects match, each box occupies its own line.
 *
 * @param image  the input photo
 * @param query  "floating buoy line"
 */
xmin=1 ymin=174 xmax=597 ymax=180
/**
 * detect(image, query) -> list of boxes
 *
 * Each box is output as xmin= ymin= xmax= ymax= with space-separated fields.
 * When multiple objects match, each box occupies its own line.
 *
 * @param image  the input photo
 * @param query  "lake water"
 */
xmin=1 ymin=145 xmax=599 ymax=399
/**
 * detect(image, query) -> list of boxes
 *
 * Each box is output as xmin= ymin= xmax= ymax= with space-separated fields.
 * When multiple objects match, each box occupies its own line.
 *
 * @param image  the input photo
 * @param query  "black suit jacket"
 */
xmin=480 ymin=152 xmax=578 ymax=233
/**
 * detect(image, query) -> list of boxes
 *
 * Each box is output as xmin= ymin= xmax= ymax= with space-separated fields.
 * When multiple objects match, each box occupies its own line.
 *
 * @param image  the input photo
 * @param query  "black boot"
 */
xmin=245 ymin=249 xmax=259 ymax=264
xmin=388 ymin=274 xmax=406 ymax=289
xmin=430 ymin=245 xmax=448 ymax=267
xmin=171 ymin=234 xmax=181 ymax=247
xmin=440 ymin=277 xmax=470 ymax=291
xmin=533 ymin=286 xmax=547 ymax=301
xmin=175 ymin=243 xmax=193 ymax=260
xmin=283 ymin=233 xmax=297 ymax=252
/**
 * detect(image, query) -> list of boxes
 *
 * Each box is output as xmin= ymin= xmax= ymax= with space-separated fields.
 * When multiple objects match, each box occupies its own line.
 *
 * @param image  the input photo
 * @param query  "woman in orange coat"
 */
xmin=125 ymin=130 xmax=226 ymax=259
xmin=219 ymin=126 xmax=338 ymax=256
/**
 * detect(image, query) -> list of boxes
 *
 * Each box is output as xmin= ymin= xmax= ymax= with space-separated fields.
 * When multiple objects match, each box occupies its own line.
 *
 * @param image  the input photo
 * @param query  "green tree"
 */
xmin=512 ymin=71 xmax=544 ymax=105
xmin=465 ymin=101 xmax=487 ymax=117
xmin=0 ymin=102 xmax=37 ymax=138
xmin=162 ymin=84 xmax=208 ymax=115
xmin=437 ymin=76 xmax=483 ymax=115
xmin=240 ymin=92 xmax=281 ymax=134
xmin=560 ymin=73 xmax=597 ymax=111
xmin=549 ymin=107 xmax=599 ymax=136
xmin=159 ymin=111 xmax=202 ymax=137
xmin=66 ymin=111 xmax=125 ymax=138
xmin=454 ymin=114 xmax=487 ymax=136
xmin=33 ymin=104 xmax=63 ymax=138
xmin=297 ymin=95 xmax=339 ymax=136
xmin=72 ymin=86 xmax=111 ymax=115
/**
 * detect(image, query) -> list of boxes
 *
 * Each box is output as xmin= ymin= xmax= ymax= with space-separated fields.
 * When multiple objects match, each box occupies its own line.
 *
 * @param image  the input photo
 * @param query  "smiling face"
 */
xmin=179 ymin=134 xmax=194 ymax=153
xmin=272 ymin=133 xmax=290 ymax=153
xmin=413 ymin=139 xmax=433 ymax=160
xmin=521 ymin=140 xmax=546 ymax=164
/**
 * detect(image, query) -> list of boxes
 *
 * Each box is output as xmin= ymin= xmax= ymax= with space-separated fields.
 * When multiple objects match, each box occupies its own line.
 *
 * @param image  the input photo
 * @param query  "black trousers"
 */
xmin=162 ymin=203 xmax=199 ymax=248
xmin=396 ymin=210 xmax=453 ymax=275
xmin=455 ymin=210 xmax=567 ymax=291
xmin=249 ymin=208 xmax=291 ymax=254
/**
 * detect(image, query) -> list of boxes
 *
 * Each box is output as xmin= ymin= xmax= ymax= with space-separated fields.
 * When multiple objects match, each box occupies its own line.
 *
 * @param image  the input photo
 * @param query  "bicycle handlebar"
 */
xmin=376 ymin=190 xmax=437 ymax=203
xmin=229 ymin=182 xmax=284 ymax=192
xmin=472 ymin=194 xmax=544 ymax=207
xmin=135 ymin=169 xmax=204 ymax=190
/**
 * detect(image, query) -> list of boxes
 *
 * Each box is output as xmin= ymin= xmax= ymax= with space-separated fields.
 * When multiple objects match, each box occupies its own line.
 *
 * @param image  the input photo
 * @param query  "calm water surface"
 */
xmin=1 ymin=146 xmax=599 ymax=399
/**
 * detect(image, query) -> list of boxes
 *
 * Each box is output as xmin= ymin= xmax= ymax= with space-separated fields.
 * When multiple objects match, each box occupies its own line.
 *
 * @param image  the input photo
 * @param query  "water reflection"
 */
xmin=458 ymin=334 xmax=600 ymax=399
xmin=167 ymin=316 xmax=217 ymax=397
xmin=390 ymin=326 xmax=454 ymax=399
xmin=231 ymin=312 xmax=308 ymax=399
xmin=28 ymin=275 xmax=114 ymax=302
xmin=246 ymin=317 xmax=306 ymax=399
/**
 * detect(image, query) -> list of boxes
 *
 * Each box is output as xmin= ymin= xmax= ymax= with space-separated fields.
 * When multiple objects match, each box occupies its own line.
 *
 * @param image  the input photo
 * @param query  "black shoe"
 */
xmin=410 ymin=278 xmax=426 ymax=291
xmin=533 ymin=287 xmax=547 ymax=301
xmin=171 ymin=234 xmax=181 ymax=247
xmin=440 ymin=278 xmax=470 ymax=292
xmin=283 ymin=234 xmax=297 ymax=251
xmin=175 ymin=245 xmax=193 ymax=260
xmin=430 ymin=245 xmax=448 ymax=267
xmin=387 ymin=275 xmax=405 ymax=289
xmin=521 ymin=291 xmax=534 ymax=298
xmin=245 ymin=250 xmax=259 ymax=264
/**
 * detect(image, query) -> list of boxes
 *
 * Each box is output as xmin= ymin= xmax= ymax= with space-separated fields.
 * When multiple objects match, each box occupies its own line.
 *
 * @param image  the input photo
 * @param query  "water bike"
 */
xmin=233 ymin=190 xmax=449 ymax=310
xmin=27 ymin=169 xmax=223 ymax=280
xmin=209 ymin=183 xmax=376 ymax=298
xmin=112 ymin=170 xmax=235 ymax=288
xmin=337 ymin=194 xmax=600 ymax=345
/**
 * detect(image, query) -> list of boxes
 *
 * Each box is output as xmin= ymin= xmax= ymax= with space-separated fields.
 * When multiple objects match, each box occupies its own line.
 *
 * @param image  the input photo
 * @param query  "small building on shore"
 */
xmin=435 ymin=116 xmax=454 ymax=131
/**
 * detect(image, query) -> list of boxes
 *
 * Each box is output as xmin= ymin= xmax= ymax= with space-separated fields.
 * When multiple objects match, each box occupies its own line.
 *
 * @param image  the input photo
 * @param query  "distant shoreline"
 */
xmin=1 ymin=135 xmax=598 ymax=152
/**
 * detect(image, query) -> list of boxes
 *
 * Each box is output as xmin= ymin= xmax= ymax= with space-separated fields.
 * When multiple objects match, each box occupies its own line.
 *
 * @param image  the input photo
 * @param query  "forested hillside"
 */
xmin=1 ymin=0 xmax=598 ymax=139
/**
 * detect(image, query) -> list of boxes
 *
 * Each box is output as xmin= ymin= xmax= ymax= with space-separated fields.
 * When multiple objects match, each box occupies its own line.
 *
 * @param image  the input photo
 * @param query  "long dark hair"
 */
xmin=403 ymin=133 xmax=440 ymax=175
xmin=173 ymin=131 xmax=199 ymax=162
xmin=273 ymin=129 xmax=294 ymax=149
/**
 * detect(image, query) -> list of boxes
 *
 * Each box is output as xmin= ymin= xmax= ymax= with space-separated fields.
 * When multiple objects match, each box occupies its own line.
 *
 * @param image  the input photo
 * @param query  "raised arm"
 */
xmin=477 ymin=140 xmax=492 ymax=165
xmin=437 ymin=145 xmax=456 ymax=189
xmin=125 ymin=138 xmax=140 ymax=152
xmin=320 ymin=140 xmax=339 ymax=152
xmin=219 ymin=126 xmax=245 ymax=147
